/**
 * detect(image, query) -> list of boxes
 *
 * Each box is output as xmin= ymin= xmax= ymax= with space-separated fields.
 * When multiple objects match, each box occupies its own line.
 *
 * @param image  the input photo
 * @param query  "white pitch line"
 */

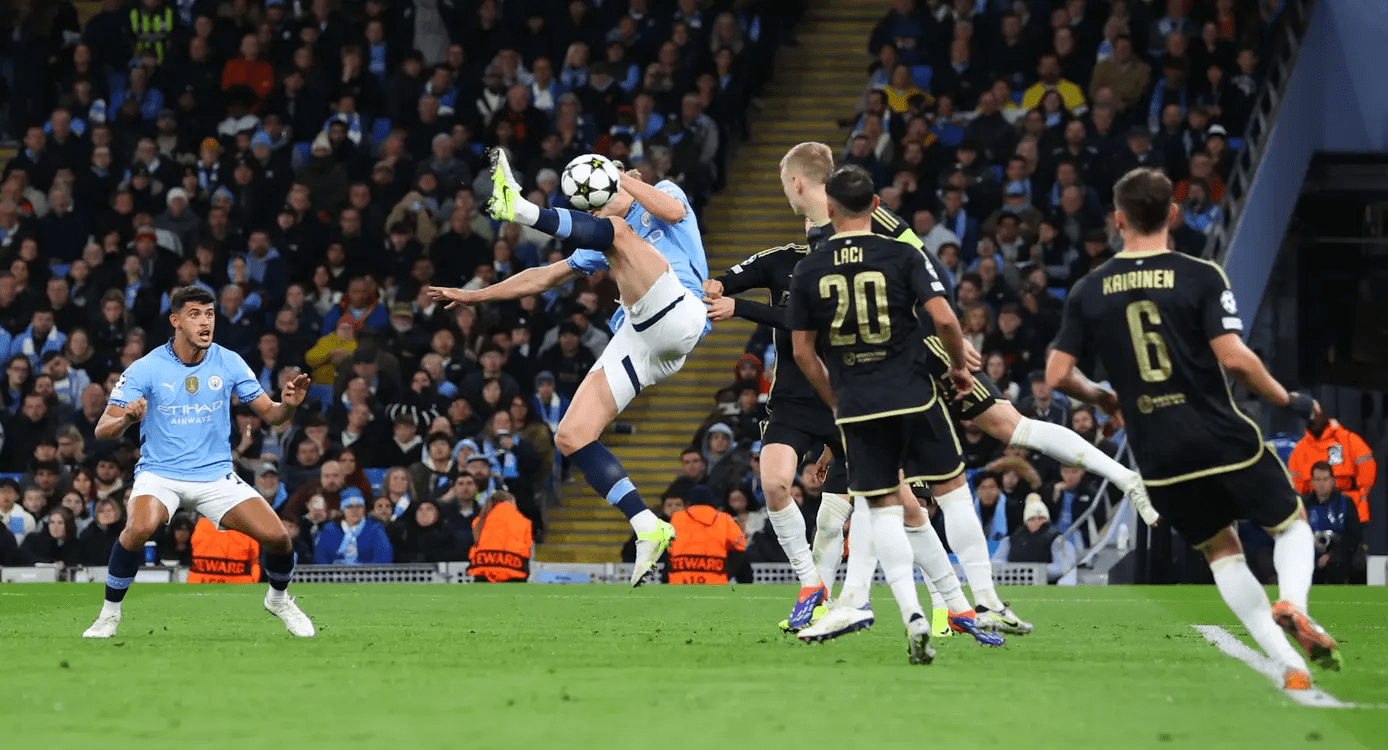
xmin=1192 ymin=625 xmax=1358 ymax=708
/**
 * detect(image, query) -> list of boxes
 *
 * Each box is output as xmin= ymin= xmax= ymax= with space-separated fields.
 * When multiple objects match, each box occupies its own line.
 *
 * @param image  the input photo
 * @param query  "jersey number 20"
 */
xmin=820 ymin=271 xmax=891 ymax=346
xmin=1126 ymin=301 xmax=1172 ymax=382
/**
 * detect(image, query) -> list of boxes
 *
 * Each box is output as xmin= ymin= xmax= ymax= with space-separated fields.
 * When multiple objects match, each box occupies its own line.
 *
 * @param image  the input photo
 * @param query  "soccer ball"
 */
xmin=561 ymin=154 xmax=622 ymax=211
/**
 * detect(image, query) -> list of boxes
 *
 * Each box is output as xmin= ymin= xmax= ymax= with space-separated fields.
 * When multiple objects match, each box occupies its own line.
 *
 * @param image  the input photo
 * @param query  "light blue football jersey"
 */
xmin=566 ymin=180 xmax=712 ymax=335
xmin=108 ymin=341 xmax=265 ymax=482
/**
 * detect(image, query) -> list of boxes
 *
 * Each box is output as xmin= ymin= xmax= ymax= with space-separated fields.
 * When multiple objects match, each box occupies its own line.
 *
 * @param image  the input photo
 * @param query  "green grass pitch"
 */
xmin=4 ymin=584 xmax=1386 ymax=749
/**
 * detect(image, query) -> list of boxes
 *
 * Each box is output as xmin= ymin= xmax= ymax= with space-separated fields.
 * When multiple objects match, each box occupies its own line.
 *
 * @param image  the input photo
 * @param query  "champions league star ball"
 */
xmin=561 ymin=154 xmax=622 ymax=211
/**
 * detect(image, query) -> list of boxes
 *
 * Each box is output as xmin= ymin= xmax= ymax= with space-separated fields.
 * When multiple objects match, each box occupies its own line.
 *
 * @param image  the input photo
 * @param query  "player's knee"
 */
xmin=554 ymin=427 xmax=592 ymax=457
xmin=261 ymin=528 xmax=293 ymax=555
xmin=120 ymin=517 xmax=159 ymax=546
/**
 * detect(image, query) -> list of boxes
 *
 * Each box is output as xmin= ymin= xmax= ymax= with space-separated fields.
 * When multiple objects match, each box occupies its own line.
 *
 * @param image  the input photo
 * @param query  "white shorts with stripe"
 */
xmin=592 ymin=270 xmax=706 ymax=412
xmin=131 ymin=471 xmax=258 ymax=528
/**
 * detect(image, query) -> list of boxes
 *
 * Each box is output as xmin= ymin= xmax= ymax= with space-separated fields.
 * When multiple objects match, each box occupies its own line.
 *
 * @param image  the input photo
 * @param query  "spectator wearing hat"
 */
xmin=1204 ymin=124 xmax=1235 ymax=180
xmin=409 ymin=431 xmax=459 ymax=503
xmin=297 ymin=133 xmax=349 ymax=216
xmin=155 ymin=186 xmax=202 ymax=257
xmin=991 ymin=493 xmax=1075 ymax=583
xmin=314 ymin=487 xmax=394 ymax=565
xmin=531 ymin=371 xmax=570 ymax=436
xmin=253 ymin=461 xmax=288 ymax=512
xmin=0 ymin=477 xmax=34 ymax=543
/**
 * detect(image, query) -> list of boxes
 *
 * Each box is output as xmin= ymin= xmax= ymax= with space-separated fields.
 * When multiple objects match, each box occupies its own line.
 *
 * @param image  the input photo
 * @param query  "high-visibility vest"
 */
xmin=469 ymin=502 xmax=532 ymax=582
xmin=668 ymin=505 xmax=745 ymax=584
xmin=130 ymin=7 xmax=176 ymax=64
xmin=1287 ymin=421 xmax=1378 ymax=523
xmin=187 ymin=518 xmax=262 ymax=583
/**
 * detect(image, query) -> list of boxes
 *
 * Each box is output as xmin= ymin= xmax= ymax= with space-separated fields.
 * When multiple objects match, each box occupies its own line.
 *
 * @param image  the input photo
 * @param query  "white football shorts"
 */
xmin=130 ymin=471 xmax=258 ymax=528
xmin=593 ymin=269 xmax=706 ymax=412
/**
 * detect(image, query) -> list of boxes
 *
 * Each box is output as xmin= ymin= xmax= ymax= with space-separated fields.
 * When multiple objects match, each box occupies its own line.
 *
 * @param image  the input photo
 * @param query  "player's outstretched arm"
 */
xmin=426 ymin=261 xmax=580 ymax=309
xmin=94 ymin=400 xmax=146 ymax=440
xmin=618 ymin=172 xmax=686 ymax=224
xmin=791 ymin=329 xmax=835 ymax=412
xmin=249 ymin=372 xmax=311 ymax=426
xmin=1044 ymin=349 xmax=1123 ymax=425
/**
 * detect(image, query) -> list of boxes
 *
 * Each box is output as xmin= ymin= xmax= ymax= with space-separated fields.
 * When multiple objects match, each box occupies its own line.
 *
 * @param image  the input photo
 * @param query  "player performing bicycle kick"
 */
xmin=428 ymin=150 xmax=709 ymax=586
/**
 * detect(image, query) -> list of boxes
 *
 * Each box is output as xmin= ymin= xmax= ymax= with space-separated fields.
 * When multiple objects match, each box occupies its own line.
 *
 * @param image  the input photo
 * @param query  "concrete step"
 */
xmin=532 ymin=544 xmax=621 ymax=563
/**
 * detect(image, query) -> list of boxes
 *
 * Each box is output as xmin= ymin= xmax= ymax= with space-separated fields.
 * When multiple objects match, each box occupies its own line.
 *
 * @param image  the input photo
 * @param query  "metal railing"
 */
xmin=1204 ymin=0 xmax=1317 ymax=262
xmin=1056 ymin=438 xmax=1138 ymax=580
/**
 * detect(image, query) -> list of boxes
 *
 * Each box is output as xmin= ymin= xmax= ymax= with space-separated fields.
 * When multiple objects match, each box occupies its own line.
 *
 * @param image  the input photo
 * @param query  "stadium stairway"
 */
xmin=536 ymin=0 xmax=881 ymax=563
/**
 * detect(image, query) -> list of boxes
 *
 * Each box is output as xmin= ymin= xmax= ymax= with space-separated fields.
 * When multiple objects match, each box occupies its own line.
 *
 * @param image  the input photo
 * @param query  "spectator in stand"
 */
xmin=395 ymin=498 xmax=472 ymax=563
xmin=1304 ymin=462 xmax=1365 ymax=584
xmin=1288 ymin=410 xmax=1377 ymax=523
xmin=78 ymin=495 xmax=125 ymax=565
xmin=1180 ymin=178 xmax=1223 ymax=234
xmin=284 ymin=459 xmax=348 ymax=518
xmin=19 ymin=506 xmax=81 ymax=568
xmin=1089 ymin=35 xmax=1149 ymax=114
xmin=1018 ymin=371 xmax=1068 ymax=426
xmin=314 ymin=488 xmax=393 ymax=565
xmin=992 ymin=494 xmax=1075 ymax=583
xmin=1022 ymin=52 xmax=1087 ymax=113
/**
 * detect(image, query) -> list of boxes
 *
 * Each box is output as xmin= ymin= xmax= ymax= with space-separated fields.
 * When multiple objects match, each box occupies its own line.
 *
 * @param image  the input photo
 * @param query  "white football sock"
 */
xmin=871 ymin=505 xmax=926 ymax=626
xmin=629 ymin=508 xmax=660 ymax=535
xmin=1013 ymin=418 xmax=1138 ymax=489
xmin=767 ymin=503 xmax=819 ymax=588
xmin=266 ymin=587 xmax=287 ymax=604
xmin=1211 ymin=554 xmax=1308 ymax=671
xmin=813 ymin=493 xmax=852 ymax=595
xmin=837 ymin=497 xmax=877 ymax=609
xmin=1272 ymin=519 xmax=1315 ymax=612
xmin=936 ymin=484 xmax=1005 ymax=610
xmin=100 ymin=600 xmax=121 ymax=618
xmin=905 ymin=523 xmax=972 ymax=612
xmin=924 ymin=577 xmax=946 ymax=611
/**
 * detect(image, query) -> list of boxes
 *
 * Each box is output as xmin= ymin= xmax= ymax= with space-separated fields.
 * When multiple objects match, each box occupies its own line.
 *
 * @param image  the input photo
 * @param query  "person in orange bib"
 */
xmin=667 ymin=489 xmax=747 ymax=584
xmin=1288 ymin=412 xmax=1377 ymax=523
xmin=469 ymin=491 xmax=533 ymax=582
xmin=187 ymin=517 xmax=262 ymax=583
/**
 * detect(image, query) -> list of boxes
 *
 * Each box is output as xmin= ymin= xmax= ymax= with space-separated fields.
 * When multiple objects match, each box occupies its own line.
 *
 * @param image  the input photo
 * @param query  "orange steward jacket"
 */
xmin=668 ymin=505 xmax=746 ymax=584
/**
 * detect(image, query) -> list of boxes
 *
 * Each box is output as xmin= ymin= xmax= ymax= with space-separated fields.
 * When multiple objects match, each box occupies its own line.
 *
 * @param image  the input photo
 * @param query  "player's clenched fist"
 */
xmin=123 ymin=397 xmax=147 ymax=424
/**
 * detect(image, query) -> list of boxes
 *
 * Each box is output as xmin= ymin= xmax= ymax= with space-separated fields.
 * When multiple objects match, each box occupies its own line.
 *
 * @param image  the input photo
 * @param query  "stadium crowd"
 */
xmin=0 ymin=0 xmax=800 ymax=570
xmin=649 ymin=0 xmax=1316 ymax=582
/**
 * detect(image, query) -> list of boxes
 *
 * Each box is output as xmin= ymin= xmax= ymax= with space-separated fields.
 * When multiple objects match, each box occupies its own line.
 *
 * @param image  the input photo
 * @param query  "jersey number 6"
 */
xmin=820 ymin=271 xmax=892 ymax=347
xmin=1126 ymin=300 xmax=1173 ymax=383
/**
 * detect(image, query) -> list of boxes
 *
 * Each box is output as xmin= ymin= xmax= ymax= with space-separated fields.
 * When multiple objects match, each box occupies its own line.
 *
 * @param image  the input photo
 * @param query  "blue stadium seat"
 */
xmin=291 ymin=142 xmax=311 ymax=169
xmin=371 ymin=117 xmax=392 ymax=145
xmin=1047 ymin=287 xmax=1068 ymax=302
xmin=363 ymin=468 xmax=388 ymax=494
xmin=49 ymin=263 xmax=70 ymax=280
xmin=1267 ymin=433 xmax=1299 ymax=465
xmin=0 ymin=473 xmax=20 ymax=482
xmin=307 ymin=385 xmax=333 ymax=412
xmin=1228 ymin=137 xmax=1245 ymax=152
xmin=909 ymin=65 xmax=933 ymax=90
xmin=988 ymin=165 xmax=1004 ymax=182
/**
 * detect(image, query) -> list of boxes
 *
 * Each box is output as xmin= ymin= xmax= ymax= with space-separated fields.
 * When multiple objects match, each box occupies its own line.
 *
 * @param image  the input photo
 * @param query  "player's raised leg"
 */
xmin=980 ymin=405 xmax=1157 ymax=526
xmin=220 ymin=497 xmax=315 ymax=637
xmin=83 ymin=494 xmax=168 ymax=638
xmin=1202 ymin=526 xmax=1313 ymax=687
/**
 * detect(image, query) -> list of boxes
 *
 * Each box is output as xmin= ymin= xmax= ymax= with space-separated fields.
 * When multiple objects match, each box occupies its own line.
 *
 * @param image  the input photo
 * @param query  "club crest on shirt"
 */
xmin=1220 ymin=290 xmax=1238 ymax=314
xmin=209 ymin=375 xmax=223 ymax=391
xmin=185 ymin=376 xmax=199 ymax=394
xmin=641 ymin=212 xmax=651 ymax=227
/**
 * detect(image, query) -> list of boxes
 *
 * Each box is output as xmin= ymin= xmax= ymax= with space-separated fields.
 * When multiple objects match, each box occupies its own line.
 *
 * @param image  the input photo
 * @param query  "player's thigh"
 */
xmin=757 ymin=441 xmax=803 ymax=497
xmin=586 ymin=324 xmax=648 ymax=416
xmin=193 ymin=474 xmax=270 ymax=530
xmin=556 ymin=367 xmax=620 ymax=451
xmin=902 ymin=402 xmax=965 ymax=487
xmin=1147 ymin=476 xmax=1238 ymax=547
xmin=1218 ymin=450 xmax=1304 ymax=534
xmin=839 ymin=418 xmax=908 ymax=499
xmin=129 ymin=472 xmax=184 ymax=527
